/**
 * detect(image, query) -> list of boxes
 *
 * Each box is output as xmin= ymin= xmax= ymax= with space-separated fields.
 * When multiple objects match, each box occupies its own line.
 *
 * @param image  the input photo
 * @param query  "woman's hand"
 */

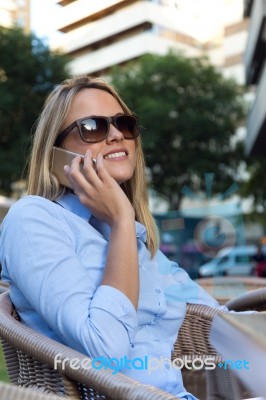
xmin=64 ymin=149 xmax=135 ymax=226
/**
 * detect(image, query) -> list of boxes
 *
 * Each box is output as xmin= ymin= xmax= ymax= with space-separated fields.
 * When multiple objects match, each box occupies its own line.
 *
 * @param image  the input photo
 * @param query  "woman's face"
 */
xmin=62 ymin=88 xmax=137 ymax=185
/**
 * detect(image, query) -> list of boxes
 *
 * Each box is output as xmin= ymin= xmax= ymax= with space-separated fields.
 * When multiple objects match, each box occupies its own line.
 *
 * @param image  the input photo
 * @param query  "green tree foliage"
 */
xmin=0 ymin=27 xmax=70 ymax=194
xmin=111 ymin=52 xmax=247 ymax=210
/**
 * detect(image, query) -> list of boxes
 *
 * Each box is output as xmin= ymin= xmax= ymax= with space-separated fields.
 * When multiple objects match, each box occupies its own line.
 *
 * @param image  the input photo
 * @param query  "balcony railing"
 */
xmin=68 ymin=31 xmax=199 ymax=75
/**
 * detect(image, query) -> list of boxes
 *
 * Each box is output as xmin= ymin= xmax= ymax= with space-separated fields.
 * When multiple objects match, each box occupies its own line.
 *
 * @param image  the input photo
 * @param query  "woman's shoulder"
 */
xmin=8 ymin=195 xmax=56 ymax=210
xmin=3 ymin=195 xmax=59 ymax=223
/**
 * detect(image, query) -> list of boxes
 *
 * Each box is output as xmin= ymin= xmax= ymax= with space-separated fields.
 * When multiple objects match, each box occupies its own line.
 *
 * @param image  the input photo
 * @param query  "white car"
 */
xmin=198 ymin=245 xmax=259 ymax=277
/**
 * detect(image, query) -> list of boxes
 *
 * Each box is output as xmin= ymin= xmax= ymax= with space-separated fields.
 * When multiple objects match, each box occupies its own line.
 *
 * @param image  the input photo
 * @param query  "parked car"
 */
xmin=198 ymin=245 xmax=260 ymax=277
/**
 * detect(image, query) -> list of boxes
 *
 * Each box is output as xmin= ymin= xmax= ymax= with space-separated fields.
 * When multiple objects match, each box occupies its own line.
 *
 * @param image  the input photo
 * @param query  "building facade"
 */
xmin=53 ymin=0 xmax=248 ymax=84
xmin=0 ymin=0 xmax=30 ymax=31
xmin=244 ymin=0 xmax=266 ymax=156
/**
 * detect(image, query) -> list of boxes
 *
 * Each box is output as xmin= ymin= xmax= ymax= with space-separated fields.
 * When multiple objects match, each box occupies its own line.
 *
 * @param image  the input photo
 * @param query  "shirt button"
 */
xmin=155 ymin=288 xmax=161 ymax=294
xmin=165 ymin=363 xmax=170 ymax=370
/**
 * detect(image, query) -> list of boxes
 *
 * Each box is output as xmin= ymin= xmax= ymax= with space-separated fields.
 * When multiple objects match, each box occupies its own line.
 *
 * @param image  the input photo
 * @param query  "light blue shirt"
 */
xmin=0 ymin=193 xmax=222 ymax=399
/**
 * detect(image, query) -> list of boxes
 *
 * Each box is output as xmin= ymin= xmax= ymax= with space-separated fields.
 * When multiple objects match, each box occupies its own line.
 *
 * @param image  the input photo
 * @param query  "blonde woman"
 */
xmin=0 ymin=75 xmax=220 ymax=399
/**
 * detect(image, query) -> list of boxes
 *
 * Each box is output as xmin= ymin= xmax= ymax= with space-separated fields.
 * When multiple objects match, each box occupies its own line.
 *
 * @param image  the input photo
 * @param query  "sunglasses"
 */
xmin=55 ymin=113 xmax=139 ymax=146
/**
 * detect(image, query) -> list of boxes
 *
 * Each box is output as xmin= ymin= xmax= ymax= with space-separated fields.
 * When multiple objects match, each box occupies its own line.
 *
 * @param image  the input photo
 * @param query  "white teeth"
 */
xmin=104 ymin=151 xmax=126 ymax=159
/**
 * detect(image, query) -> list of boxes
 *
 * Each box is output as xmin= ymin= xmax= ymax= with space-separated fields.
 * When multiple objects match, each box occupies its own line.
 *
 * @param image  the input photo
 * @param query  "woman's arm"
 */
xmin=0 ymin=197 xmax=138 ymax=360
xmin=102 ymin=217 xmax=139 ymax=308
xmin=64 ymin=150 xmax=139 ymax=309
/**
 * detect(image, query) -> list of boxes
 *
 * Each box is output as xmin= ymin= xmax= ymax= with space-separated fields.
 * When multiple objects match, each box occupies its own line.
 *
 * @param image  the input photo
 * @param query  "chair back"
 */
xmin=175 ymin=303 xmax=244 ymax=400
xmin=1 ymin=288 xmax=265 ymax=400
xmin=0 ymin=381 xmax=62 ymax=400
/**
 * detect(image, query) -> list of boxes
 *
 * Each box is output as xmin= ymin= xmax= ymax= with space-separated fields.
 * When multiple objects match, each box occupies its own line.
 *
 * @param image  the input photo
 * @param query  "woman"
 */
xmin=0 ymin=75 xmax=221 ymax=399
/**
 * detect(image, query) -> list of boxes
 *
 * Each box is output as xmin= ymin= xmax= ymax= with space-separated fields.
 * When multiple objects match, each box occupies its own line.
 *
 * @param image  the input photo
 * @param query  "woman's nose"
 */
xmin=106 ymin=124 xmax=124 ymax=142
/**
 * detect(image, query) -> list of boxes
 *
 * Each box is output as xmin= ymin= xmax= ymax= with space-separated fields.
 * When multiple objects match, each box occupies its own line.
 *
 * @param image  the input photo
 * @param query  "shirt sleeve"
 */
xmin=156 ymin=250 xmax=224 ymax=308
xmin=0 ymin=197 xmax=138 ymax=359
xmin=156 ymin=251 xmax=257 ymax=316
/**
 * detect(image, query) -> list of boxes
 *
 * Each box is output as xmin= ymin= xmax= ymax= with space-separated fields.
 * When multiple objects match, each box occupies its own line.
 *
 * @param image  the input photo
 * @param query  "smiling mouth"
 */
xmin=104 ymin=151 xmax=127 ymax=160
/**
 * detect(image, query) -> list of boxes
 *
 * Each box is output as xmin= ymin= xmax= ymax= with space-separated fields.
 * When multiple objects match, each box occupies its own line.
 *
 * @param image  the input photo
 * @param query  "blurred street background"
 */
xmin=0 ymin=1 xmax=266 ymax=395
xmin=0 ymin=0 xmax=266 ymax=281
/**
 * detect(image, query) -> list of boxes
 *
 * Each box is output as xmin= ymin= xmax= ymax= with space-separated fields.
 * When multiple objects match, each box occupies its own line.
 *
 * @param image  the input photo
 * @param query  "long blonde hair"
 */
xmin=27 ymin=75 xmax=159 ymax=256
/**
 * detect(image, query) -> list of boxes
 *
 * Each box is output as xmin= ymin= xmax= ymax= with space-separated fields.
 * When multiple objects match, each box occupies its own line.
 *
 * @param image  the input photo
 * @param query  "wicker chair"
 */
xmin=173 ymin=287 xmax=266 ymax=399
xmin=0 ymin=381 xmax=61 ymax=400
xmin=0 ymin=281 xmax=9 ymax=294
xmin=225 ymin=286 xmax=266 ymax=311
xmin=1 ymin=289 xmax=265 ymax=400
xmin=173 ymin=304 xmax=251 ymax=400
xmin=0 ymin=291 xmax=178 ymax=400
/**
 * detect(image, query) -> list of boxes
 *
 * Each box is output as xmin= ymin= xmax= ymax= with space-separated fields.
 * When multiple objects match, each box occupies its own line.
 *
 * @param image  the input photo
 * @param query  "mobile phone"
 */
xmin=51 ymin=147 xmax=84 ymax=188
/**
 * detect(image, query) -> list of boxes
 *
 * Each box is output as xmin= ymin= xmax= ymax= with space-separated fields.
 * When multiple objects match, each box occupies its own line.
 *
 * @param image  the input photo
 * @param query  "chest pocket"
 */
xmin=137 ymin=288 xmax=167 ymax=326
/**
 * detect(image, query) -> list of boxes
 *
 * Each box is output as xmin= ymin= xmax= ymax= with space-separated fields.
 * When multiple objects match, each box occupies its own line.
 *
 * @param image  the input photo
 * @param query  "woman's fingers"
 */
xmin=83 ymin=149 xmax=94 ymax=171
xmin=64 ymin=155 xmax=92 ymax=193
xmin=62 ymin=150 xmax=133 ymax=224
xmin=94 ymin=153 xmax=109 ymax=182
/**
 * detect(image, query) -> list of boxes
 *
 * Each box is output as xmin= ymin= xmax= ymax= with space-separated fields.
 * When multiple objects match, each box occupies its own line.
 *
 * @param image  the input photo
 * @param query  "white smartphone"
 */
xmin=51 ymin=147 xmax=84 ymax=189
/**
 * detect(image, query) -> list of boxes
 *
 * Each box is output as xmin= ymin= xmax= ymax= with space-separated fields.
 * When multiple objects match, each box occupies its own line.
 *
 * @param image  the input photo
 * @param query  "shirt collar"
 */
xmin=56 ymin=193 xmax=147 ymax=243
xmin=56 ymin=192 xmax=92 ymax=221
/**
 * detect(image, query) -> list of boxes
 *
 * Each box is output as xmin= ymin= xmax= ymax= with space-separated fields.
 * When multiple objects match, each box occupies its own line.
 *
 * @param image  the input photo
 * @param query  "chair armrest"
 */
xmin=225 ymin=287 xmax=266 ymax=311
xmin=173 ymin=303 xmax=225 ymax=362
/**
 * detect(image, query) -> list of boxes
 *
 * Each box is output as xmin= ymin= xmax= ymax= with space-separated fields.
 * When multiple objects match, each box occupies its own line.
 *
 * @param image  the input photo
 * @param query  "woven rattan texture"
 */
xmin=0 ymin=292 xmax=178 ymax=400
xmin=1 ymin=288 xmax=266 ymax=399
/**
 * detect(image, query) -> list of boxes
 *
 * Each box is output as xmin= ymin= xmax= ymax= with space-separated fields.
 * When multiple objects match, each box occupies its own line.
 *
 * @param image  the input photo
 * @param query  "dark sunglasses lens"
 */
xmin=80 ymin=118 xmax=107 ymax=142
xmin=116 ymin=116 xmax=138 ymax=139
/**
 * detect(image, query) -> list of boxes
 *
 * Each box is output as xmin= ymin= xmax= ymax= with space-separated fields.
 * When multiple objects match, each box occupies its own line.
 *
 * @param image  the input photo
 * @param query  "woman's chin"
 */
xmin=104 ymin=164 xmax=133 ymax=185
xmin=111 ymin=172 xmax=133 ymax=185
